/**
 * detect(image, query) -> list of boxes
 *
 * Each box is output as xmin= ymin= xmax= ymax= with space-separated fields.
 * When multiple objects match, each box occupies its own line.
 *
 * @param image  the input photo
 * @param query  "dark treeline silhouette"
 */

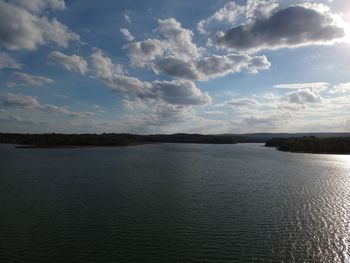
xmin=0 ymin=133 xmax=248 ymax=147
xmin=265 ymin=136 xmax=350 ymax=154
xmin=2 ymin=133 xmax=350 ymax=151
xmin=0 ymin=133 xmax=142 ymax=147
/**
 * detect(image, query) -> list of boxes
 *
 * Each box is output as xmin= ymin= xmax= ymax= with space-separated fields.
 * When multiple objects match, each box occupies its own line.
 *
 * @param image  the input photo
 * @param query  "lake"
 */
xmin=0 ymin=143 xmax=349 ymax=262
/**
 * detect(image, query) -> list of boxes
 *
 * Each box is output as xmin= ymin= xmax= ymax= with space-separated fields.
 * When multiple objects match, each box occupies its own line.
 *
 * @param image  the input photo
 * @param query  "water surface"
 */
xmin=0 ymin=143 xmax=349 ymax=262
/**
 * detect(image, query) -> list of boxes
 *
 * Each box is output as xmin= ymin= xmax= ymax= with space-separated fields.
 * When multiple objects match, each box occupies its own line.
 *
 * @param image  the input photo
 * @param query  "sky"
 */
xmin=1 ymin=0 xmax=350 ymax=134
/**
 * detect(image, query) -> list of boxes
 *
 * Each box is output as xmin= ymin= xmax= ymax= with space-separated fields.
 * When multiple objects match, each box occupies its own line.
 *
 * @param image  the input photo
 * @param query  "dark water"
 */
xmin=0 ymin=143 xmax=349 ymax=262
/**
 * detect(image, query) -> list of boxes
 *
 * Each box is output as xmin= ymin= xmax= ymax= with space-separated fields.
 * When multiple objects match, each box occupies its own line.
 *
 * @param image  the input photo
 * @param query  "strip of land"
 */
xmin=1 ymin=133 xmax=350 ymax=154
xmin=265 ymin=136 xmax=350 ymax=154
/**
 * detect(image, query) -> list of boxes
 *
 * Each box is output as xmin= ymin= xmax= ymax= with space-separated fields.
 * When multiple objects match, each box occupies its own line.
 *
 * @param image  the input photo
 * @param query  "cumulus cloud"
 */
xmin=0 ymin=92 xmax=94 ymax=117
xmin=124 ymin=18 xmax=200 ymax=68
xmin=90 ymin=50 xmax=212 ymax=106
xmin=90 ymin=49 xmax=152 ymax=97
xmin=157 ymin=18 xmax=201 ymax=61
xmin=286 ymin=89 xmax=324 ymax=104
xmin=217 ymin=5 xmax=345 ymax=53
xmin=120 ymin=28 xmax=134 ymax=41
xmin=49 ymin=51 xmax=87 ymax=75
xmin=0 ymin=1 xmax=79 ymax=50
xmin=14 ymin=72 xmax=54 ymax=87
xmin=0 ymin=52 xmax=22 ymax=70
xmin=153 ymin=80 xmax=211 ymax=106
xmin=197 ymin=0 xmax=277 ymax=34
xmin=125 ymin=17 xmax=270 ymax=81
xmin=155 ymin=54 xmax=270 ymax=81
xmin=124 ymin=39 xmax=167 ymax=68
xmin=329 ymin=82 xmax=350 ymax=94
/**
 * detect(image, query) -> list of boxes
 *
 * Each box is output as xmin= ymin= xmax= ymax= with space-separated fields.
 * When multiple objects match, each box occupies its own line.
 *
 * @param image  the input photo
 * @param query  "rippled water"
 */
xmin=0 ymin=143 xmax=349 ymax=262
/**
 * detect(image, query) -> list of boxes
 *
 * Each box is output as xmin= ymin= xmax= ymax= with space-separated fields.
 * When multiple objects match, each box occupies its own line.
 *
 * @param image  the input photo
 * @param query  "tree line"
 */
xmin=265 ymin=136 xmax=350 ymax=154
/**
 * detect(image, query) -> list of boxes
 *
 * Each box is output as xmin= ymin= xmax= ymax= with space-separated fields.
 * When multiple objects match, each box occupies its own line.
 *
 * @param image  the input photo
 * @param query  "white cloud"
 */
xmin=157 ymin=18 xmax=201 ymax=61
xmin=274 ymin=82 xmax=329 ymax=90
xmin=124 ymin=13 xmax=131 ymax=23
xmin=124 ymin=18 xmax=201 ymax=68
xmin=120 ymin=28 xmax=134 ymax=41
xmin=329 ymin=82 xmax=350 ymax=94
xmin=124 ymin=39 xmax=167 ymax=68
xmin=197 ymin=0 xmax=278 ymax=34
xmin=286 ymin=89 xmax=324 ymax=104
xmin=90 ymin=50 xmax=212 ymax=107
xmin=14 ymin=72 xmax=54 ymax=87
xmin=0 ymin=1 xmax=79 ymax=50
xmin=49 ymin=51 xmax=87 ymax=75
xmin=125 ymin=17 xmax=270 ymax=81
xmin=11 ymin=0 xmax=66 ymax=13
xmin=0 ymin=52 xmax=22 ymax=70
xmin=90 ymin=49 xmax=152 ymax=97
xmin=0 ymin=92 xmax=94 ymax=117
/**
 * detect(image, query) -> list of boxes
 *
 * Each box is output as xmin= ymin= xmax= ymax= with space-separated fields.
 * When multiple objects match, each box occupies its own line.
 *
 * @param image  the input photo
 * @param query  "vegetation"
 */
xmin=0 ymin=133 xmax=143 ymax=147
xmin=0 ymin=133 xmax=246 ymax=148
xmin=265 ymin=136 xmax=350 ymax=154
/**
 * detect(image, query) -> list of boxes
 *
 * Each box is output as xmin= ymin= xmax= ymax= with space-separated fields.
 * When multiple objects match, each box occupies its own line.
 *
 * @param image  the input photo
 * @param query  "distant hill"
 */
xmin=1 ymin=132 xmax=350 ymax=148
xmin=224 ymin=133 xmax=350 ymax=142
xmin=265 ymin=136 xmax=350 ymax=154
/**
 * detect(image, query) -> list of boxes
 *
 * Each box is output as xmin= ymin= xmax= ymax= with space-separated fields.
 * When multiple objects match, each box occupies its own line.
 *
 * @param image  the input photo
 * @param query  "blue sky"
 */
xmin=1 ymin=0 xmax=350 ymax=134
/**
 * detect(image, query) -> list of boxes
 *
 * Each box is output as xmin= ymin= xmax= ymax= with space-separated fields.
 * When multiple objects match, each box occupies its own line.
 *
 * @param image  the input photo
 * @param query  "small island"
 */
xmin=265 ymin=136 xmax=350 ymax=154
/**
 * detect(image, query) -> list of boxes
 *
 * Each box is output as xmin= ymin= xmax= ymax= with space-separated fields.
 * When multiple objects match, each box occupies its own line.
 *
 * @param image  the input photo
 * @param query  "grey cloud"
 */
xmin=286 ymin=89 xmax=323 ymax=104
xmin=40 ymin=104 xmax=94 ymax=118
xmin=0 ymin=52 xmax=22 ymax=70
xmin=14 ymin=72 xmax=54 ymax=86
xmin=5 ymin=82 xmax=17 ymax=88
xmin=0 ymin=1 xmax=79 ymax=50
xmin=9 ymin=0 xmax=66 ymax=12
xmin=0 ymin=92 xmax=94 ymax=117
xmin=90 ymin=50 xmax=212 ymax=106
xmin=155 ymin=58 xmax=198 ymax=80
xmin=11 ymin=0 xmax=65 ymax=13
xmin=153 ymin=80 xmax=212 ymax=106
xmin=225 ymin=98 xmax=258 ymax=108
xmin=124 ymin=39 xmax=166 ymax=67
xmin=1 ymin=92 xmax=40 ymax=108
xmin=197 ymin=0 xmax=277 ymax=34
xmin=155 ymin=54 xmax=270 ymax=81
xmin=217 ymin=5 xmax=345 ymax=52
xmin=49 ymin=51 xmax=87 ymax=75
